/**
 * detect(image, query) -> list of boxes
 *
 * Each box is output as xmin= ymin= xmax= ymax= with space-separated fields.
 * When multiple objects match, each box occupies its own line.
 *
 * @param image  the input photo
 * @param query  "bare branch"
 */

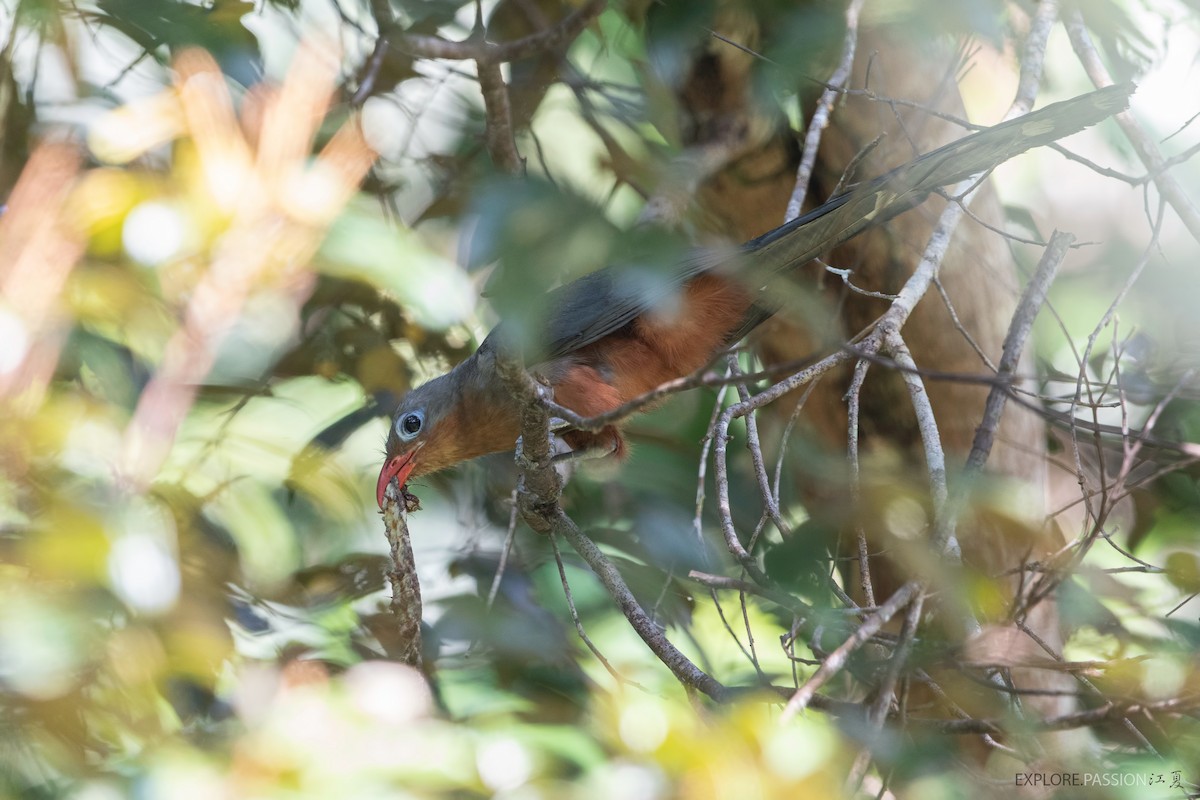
xmin=785 ymin=0 xmax=867 ymax=222
xmin=780 ymin=582 xmax=920 ymax=721
xmin=713 ymin=353 xmax=853 ymax=579
xmin=395 ymin=0 xmax=605 ymax=65
xmin=554 ymin=509 xmax=728 ymax=700
xmin=476 ymin=58 xmax=524 ymax=174
xmin=967 ymin=230 xmax=1073 ymax=472
xmin=846 ymin=357 xmax=876 ymax=608
xmin=549 ymin=531 xmax=640 ymax=688
xmin=493 ymin=349 xmax=729 ymax=699
xmin=1011 ymin=0 xmax=1061 ymax=117
xmin=351 ymin=0 xmax=394 ymax=105
xmin=688 ymin=571 xmax=812 ymax=615
xmin=382 ymin=482 xmax=422 ymax=667
xmin=884 ymin=331 xmax=948 ymax=516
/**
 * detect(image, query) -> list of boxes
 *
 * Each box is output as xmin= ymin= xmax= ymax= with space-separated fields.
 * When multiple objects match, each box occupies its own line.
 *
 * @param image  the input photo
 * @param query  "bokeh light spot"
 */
xmin=107 ymin=503 xmax=181 ymax=615
xmin=618 ymin=701 xmax=669 ymax=753
xmin=476 ymin=738 xmax=533 ymax=792
xmin=0 ymin=305 xmax=30 ymax=375
xmin=122 ymin=201 xmax=187 ymax=266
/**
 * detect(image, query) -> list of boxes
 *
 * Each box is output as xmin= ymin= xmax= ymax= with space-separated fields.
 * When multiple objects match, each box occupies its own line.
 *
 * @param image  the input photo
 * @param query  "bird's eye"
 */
xmin=396 ymin=410 xmax=424 ymax=441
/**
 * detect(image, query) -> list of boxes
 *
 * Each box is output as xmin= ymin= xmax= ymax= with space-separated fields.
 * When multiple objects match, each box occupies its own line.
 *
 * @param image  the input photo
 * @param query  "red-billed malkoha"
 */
xmin=377 ymin=84 xmax=1132 ymax=507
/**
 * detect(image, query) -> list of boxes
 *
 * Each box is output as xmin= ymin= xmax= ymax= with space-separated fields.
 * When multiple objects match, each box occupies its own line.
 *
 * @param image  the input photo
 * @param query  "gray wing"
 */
xmin=495 ymin=84 xmax=1133 ymax=364
xmin=536 ymin=247 xmax=729 ymax=361
xmin=483 ymin=246 xmax=733 ymax=363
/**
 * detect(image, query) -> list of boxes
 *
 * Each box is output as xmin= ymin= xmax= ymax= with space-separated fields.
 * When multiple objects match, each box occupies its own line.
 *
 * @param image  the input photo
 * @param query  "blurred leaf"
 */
xmin=763 ymin=518 xmax=838 ymax=600
xmin=58 ymin=329 xmax=151 ymax=410
xmin=1003 ymin=203 xmax=1042 ymax=240
xmin=284 ymin=553 xmax=392 ymax=605
xmin=1165 ymin=551 xmax=1200 ymax=593
xmin=468 ymin=176 xmax=620 ymax=284
xmin=25 ymin=505 xmax=110 ymax=582
xmin=469 ymin=176 xmax=697 ymax=356
xmin=864 ymin=0 xmax=1007 ymax=43
xmin=1165 ymin=618 xmax=1200 ymax=648
xmin=283 ymin=444 xmax=362 ymax=519
xmin=395 ymin=0 xmax=469 ymax=28
xmin=1075 ymin=0 xmax=1155 ymax=80
xmin=1058 ymin=576 xmax=1127 ymax=636
xmin=93 ymin=0 xmax=262 ymax=84
xmin=318 ymin=207 xmax=476 ymax=331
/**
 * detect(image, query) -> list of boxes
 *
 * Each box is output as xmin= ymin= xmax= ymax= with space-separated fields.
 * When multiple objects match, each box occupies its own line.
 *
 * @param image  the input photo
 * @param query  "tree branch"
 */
xmin=381 ymin=482 xmax=422 ymax=667
xmin=392 ymin=0 xmax=605 ymax=65
xmin=780 ymin=581 xmax=920 ymax=721
xmin=493 ymin=350 xmax=729 ymax=699
xmin=785 ymin=0 xmax=867 ymax=222
xmin=476 ymin=58 xmax=524 ymax=174
xmin=1065 ymin=9 xmax=1200 ymax=247
xmin=966 ymin=230 xmax=1073 ymax=472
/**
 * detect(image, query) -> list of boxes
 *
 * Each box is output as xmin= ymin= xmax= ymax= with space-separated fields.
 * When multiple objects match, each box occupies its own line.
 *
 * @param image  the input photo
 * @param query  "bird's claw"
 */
xmin=381 ymin=480 xmax=422 ymax=514
xmin=550 ymin=435 xmax=620 ymax=465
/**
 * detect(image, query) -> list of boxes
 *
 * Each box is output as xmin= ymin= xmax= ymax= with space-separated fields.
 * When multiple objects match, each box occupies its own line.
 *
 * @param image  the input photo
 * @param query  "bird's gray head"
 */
xmin=375 ymin=351 xmax=520 ymax=507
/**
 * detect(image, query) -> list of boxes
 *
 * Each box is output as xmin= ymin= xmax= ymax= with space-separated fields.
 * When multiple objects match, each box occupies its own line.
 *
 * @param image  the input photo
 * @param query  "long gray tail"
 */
xmin=746 ymin=83 xmax=1133 ymax=278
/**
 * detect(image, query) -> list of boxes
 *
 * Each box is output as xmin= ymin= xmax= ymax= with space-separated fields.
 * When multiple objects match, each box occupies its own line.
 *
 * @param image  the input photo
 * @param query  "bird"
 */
xmin=377 ymin=83 xmax=1134 ymax=508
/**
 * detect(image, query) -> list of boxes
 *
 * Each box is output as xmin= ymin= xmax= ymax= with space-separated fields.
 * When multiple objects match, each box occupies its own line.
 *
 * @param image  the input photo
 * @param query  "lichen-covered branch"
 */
xmin=381 ymin=483 xmax=422 ymax=667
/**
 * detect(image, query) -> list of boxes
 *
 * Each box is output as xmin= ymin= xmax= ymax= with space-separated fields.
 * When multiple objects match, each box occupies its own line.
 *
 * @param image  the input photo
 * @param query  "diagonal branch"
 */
xmin=966 ymin=230 xmax=1074 ymax=472
xmin=780 ymin=581 xmax=920 ymax=721
xmin=493 ymin=350 xmax=729 ymax=699
xmin=785 ymin=0 xmax=867 ymax=222
xmin=1065 ymin=9 xmax=1200 ymax=247
xmin=388 ymin=0 xmax=605 ymax=65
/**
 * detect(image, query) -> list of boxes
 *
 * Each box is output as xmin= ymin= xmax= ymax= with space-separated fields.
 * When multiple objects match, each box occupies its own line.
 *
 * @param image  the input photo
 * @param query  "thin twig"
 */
xmin=549 ymin=531 xmax=639 ymax=688
xmin=1065 ymin=9 xmax=1200 ymax=246
xmin=785 ymin=0 xmax=867 ymax=221
xmin=351 ymin=0 xmax=394 ymax=105
xmin=966 ymin=230 xmax=1073 ymax=472
xmin=780 ymin=581 xmax=920 ymax=721
xmin=486 ymin=486 xmax=521 ymax=610
xmin=688 ymin=571 xmax=812 ymax=615
xmin=846 ymin=357 xmax=876 ymax=608
xmin=392 ymin=0 xmax=605 ymax=65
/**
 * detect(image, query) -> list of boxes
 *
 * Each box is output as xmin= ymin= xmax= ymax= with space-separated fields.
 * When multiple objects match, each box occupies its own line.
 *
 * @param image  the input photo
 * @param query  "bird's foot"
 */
xmin=550 ymin=436 xmax=620 ymax=465
xmin=550 ymin=430 xmax=623 ymax=485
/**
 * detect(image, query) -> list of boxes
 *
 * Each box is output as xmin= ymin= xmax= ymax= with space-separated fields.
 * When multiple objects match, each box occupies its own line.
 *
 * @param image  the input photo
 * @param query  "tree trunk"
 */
xmin=663 ymin=5 xmax=1081 ymax=764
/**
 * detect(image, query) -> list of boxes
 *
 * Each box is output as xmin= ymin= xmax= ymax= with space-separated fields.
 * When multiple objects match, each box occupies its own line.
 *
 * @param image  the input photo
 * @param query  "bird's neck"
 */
xmin=436 ymin=349 xmax=524 ymax=467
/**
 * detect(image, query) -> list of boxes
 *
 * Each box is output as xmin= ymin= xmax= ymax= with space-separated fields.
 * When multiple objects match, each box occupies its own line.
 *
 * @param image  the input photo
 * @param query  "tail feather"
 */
xmin=747 ymin=83 xmax=1134 ymax=276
